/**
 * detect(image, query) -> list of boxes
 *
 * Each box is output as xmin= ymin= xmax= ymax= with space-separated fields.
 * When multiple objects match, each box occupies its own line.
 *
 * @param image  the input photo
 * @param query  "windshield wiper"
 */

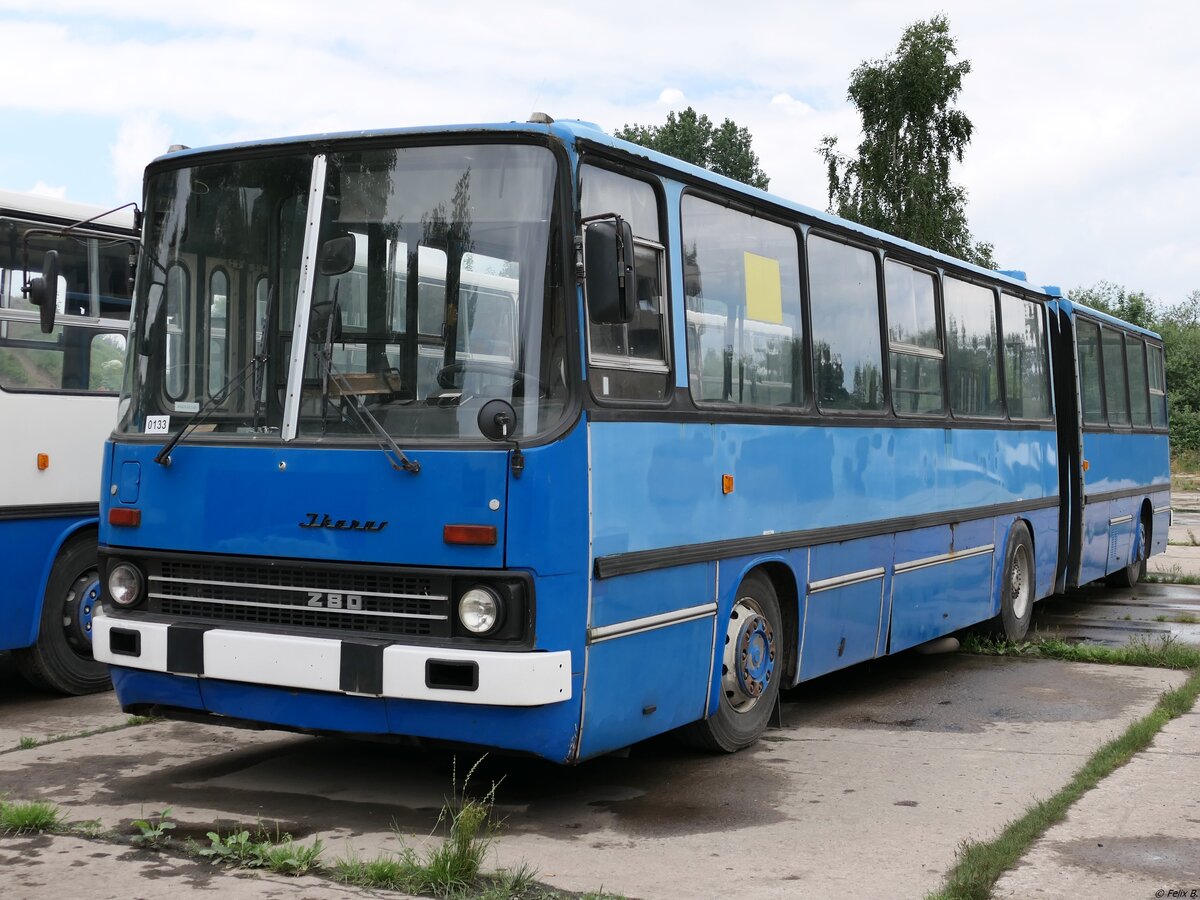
xmin=316 ymin=295 xmax=420 ymax=475
xmin=153 ymin=353 xmax=264 ymax=466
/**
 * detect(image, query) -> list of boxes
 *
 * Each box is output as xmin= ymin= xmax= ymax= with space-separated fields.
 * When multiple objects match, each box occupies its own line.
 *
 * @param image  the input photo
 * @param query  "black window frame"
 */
xmin=579 ymin=159 xmax=674 ymax=408
xmin=942 ymin=272 xmax=1006 ymax=422
xmin=881 ymin=254 xmax=946 ymax=419
xmin=806 ymin=229 xmax=887 ymax=417
xmin=998 ymin=290 xmax=1053 ymax=423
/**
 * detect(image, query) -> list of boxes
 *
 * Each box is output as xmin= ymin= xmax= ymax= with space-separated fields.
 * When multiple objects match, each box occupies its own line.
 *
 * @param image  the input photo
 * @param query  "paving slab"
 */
xmin=0 ymin=682 xmax=124 ymax=752
xmin=0 ymin=832 xmax=391 ymax=899
xmin=993 ymin=707 xmax=1200 ymax=899
xmin=0 ymin=653 xmax=1186 ymax=899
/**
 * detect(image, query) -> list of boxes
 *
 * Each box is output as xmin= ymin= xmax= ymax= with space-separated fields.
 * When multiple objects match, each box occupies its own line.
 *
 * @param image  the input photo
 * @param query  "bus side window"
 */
xmin=1101 ymin=326 xmax=1130 ymax=426
xmin=1125 ymin=336 xmax=1150 ymax=427
xmin=885 ymin=260 xmax=943 ymax=416
xmin=580 ymin=164 xmax=669 ymax=402
xmin=1076 ymin=319 xmax=1105 ymax=425
xmin=683 ymin=196 xmax=805 ymax=409
xmin=809 ymin=234 xmax=881 ymax=412
xmin=944 ymin=276 xmax=1002 ymax=418
xmin=1148 ymin=343 xmax=1167 ymax=428
xmin=1000 ymin=293 xmax=1051 ymax=420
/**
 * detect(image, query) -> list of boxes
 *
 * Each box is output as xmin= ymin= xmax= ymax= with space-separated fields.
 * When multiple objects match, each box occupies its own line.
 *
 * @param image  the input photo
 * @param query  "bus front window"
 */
xmin=120 ymin=144 xmax=566 ymax=443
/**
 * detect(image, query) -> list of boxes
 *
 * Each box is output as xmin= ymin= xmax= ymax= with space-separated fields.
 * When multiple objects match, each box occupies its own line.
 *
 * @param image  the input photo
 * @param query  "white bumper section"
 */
xmin=93 ymin=609 xmax=571 ymax=707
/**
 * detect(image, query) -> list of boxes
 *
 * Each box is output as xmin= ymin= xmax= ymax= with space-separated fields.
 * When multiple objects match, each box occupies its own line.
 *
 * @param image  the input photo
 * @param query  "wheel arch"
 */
xmin=24 ymin=519 xmax=99 ymax=647
xmin=739 ymin=560 xmax=800 ymax=687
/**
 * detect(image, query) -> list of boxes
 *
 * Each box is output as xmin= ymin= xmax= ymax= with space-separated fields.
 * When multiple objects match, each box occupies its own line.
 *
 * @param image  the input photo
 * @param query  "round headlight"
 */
xmin=107 ymin=563 xmax=144 ymax=608
xmin=458 ymin=586 xmax=502 ymax=635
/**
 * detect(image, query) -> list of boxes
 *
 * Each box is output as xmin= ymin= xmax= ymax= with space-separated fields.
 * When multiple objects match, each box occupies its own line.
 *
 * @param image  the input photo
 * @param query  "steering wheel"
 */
xmin=436 ymin=360 xmax=523 ymax=390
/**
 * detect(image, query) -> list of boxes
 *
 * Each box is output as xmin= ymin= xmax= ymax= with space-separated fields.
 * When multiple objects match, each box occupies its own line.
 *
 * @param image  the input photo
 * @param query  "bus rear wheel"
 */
xmin=992 ymin=523 xmax=1035 ymax=642
xmin=14 ymin=534 xmax=111 ymax=695
xmin=680 ymin=572 xmax=782 ymax=753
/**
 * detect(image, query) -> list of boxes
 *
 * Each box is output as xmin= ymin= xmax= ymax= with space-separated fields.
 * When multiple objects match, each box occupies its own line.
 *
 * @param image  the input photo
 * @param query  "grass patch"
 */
xmin=334 ymin=756 xmax=508 ymax=896
xmin=193 ymin=824 xmax=323 ymax=875
xmin=928 ymin=667 xmax=1200 ymax=899
xmin=1154 ymin=613 xmax=1200 ymax=624
xmin=17 ymin=737 xmax=39 ymax=750
xmin=126 ymin=715 xmax=159 ymax=727
xmin=0 ymin=798 xmax=64 ymax=834
xmin=1143 ymin=567 xmax=1200 ymax=586
xmin=962 ymin=632 xmax=1200 ymax=669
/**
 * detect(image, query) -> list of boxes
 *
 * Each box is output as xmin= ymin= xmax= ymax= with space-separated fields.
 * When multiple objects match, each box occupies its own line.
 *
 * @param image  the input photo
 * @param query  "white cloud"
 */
xmin=110 ymin=115 xmax=172 ymax=200
xmin=770 ymin=93 xmax=814 ymax=116
xmin=0 ymin=0 xmax=1197 ymax=298
xmin=26 ymin=181 xmax=67 ymax=199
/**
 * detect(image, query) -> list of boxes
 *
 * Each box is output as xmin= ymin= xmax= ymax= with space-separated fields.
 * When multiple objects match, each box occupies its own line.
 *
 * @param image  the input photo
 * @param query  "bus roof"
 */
xmin=146 ymin=117 xmax=1070 ymax=304
xmin=1059 ymin=297 xmax=1163 ymax=342
xmin=0 ymin=188 xmax=137 ymax=232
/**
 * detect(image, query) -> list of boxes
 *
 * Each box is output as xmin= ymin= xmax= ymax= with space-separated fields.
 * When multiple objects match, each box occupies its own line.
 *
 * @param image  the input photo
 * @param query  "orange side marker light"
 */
xmin=36 ymin=453 xmax=49 ymax=470
xmin=722 ymin=474 xmax=735 ymax=495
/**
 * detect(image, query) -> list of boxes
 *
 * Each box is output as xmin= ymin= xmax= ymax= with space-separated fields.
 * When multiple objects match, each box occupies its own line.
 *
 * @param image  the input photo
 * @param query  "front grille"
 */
xmin=146 ymin=558 xmax=452 ymax=638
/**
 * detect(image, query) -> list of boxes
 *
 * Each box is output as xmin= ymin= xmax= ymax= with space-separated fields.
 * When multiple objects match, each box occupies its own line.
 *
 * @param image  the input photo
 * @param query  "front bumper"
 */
xmin=93 ymin=606 xmax=571 ymax=707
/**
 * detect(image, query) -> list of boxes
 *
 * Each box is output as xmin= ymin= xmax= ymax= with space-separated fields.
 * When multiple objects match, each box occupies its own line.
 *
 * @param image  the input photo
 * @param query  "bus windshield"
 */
xmin=119 ymin=142 xmax=567 ymax=443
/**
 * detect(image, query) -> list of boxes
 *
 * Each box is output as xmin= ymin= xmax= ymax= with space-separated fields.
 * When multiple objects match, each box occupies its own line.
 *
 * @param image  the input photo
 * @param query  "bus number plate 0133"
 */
xmin=308 ymin=592 xmax=363 ymax=610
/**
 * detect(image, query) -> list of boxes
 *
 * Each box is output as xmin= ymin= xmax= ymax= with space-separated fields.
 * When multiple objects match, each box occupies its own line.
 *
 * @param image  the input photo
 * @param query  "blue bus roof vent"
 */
xmin=997 ymin=269 xmax=1028 ymax=282
xmin=1041 ymin=285 xmax=1064 ymax=297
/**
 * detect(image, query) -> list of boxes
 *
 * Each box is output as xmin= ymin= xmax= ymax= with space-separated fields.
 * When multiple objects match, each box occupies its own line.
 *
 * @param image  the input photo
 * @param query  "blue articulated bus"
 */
xmin=1 ymin=190 xmax=137 ymax=694
xmin=85 ymin=116 xmax=1169 ymax=762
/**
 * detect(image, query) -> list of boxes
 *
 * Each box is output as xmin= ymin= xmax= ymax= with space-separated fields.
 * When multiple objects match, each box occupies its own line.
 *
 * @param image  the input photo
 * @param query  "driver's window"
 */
xmin=580 ymin=164 xmax=670 ymax=402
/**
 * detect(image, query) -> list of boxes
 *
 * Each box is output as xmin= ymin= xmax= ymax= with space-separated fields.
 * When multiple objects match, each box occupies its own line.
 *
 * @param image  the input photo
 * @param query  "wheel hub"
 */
xmin=723 ymin=599 xmax=776 ymax=712
xmin=64 ymin=572 xmax=100 ymax=651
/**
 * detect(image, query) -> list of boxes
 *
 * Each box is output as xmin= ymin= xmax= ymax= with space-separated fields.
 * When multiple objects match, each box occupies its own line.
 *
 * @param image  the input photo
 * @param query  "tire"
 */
xmin=14 ymin=533 xmax=110 ymax=695
xmin=680 ymin=572 xmax=782 ymax=753
xmin=994 ymin=522 xmax=1035 ymax=642
xmin=1106 ymin=515 xmax=1148 ymax=588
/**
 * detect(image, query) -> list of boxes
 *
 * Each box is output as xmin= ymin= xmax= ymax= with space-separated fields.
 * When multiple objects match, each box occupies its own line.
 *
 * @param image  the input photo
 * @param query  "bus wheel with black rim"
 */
xmin=993 ymin=522 xmax=1035 ymax=642
xmin=680 ymin=572 xmax=782 ymax=753
xmin=1106 ymin=514 xmax=1149 ymax=588
xmin=14 ymin=534 xmax=110 ymax=695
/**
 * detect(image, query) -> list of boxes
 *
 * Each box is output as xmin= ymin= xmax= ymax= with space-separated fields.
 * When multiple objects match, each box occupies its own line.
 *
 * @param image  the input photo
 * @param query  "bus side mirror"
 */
xmin=26 ymin=249 xmax=60 ymax=334
xmin=584 ymin=216 xmax=635 ymax=325
xmin=319 ymin=233 xmax=356 ymax=276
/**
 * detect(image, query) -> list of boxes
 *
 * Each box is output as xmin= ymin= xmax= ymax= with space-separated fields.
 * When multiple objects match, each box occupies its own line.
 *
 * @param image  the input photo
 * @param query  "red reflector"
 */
xmin=108 ymin=508 xmax=142 ymax=527
xmin=443 ymin=524 xmax=497 ymax=546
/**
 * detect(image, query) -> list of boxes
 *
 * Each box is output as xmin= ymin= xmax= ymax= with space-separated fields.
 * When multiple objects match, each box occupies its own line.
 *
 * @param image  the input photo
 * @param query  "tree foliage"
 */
xmin=615 ymin=107 xmax=770 ymax=190
xmin=819 ymin=15 xmax=994 ymax=267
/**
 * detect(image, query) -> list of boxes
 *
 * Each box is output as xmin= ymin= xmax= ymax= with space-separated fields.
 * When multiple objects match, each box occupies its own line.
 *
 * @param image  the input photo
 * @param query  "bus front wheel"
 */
xmin=680 ymin=572 xmax=782 ymax=753
xmin=14 ymin=534 xmax=111 ymax=695
xmin=994 ymin=523 xmax=1035 ymax=642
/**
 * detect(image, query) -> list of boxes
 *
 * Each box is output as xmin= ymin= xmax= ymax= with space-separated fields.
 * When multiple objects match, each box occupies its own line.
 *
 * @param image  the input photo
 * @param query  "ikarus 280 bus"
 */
xmin=84 ymin=117 xmax=1169 ymax=761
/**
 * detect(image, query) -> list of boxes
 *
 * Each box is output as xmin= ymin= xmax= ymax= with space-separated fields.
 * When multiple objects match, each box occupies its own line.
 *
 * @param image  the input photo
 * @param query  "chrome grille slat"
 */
xmin=150 ymin=574 xmax=448 ymax=603
xmin=145 ymin=559 xmax=453 ymax=638
xmin=147 ymin=593 xmax=449 ymax=621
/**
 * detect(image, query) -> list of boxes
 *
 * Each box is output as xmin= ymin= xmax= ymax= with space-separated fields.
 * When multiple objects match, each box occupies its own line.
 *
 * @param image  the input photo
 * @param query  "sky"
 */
xmin=1 ymin=0 xmax=1197 ymax=304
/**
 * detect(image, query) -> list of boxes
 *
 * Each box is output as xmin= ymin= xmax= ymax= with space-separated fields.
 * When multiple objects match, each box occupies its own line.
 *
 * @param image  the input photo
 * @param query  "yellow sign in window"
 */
xmin=744 ymin=252 xmax=783 ymax=324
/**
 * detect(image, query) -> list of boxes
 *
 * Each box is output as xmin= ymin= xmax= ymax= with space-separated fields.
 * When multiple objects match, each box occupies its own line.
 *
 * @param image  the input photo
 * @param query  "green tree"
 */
xmin=819 ymin=15 xmax=994 ymax=267
xmin=1069 ymin=281 xmax=1158 ymax=330
xmin=615 ymin=107 xmax=770 ymax=190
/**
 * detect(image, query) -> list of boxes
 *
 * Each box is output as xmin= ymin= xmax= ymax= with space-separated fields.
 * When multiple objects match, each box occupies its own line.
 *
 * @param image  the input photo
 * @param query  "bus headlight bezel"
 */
xmin=457 ymin=585 xmax=504 ymax=635
xmin=107 ymin=562 xmax=144 ymax=609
